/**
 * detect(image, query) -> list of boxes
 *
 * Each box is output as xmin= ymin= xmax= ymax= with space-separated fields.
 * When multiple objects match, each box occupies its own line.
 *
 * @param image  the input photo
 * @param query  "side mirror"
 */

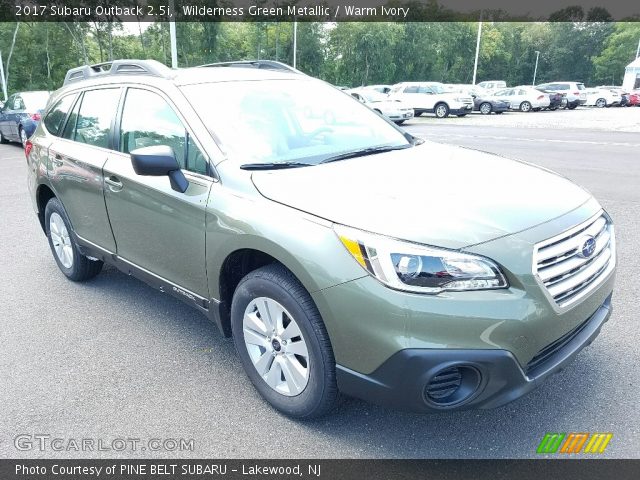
xmin=130 ymin=145 xmax=189 ymax=193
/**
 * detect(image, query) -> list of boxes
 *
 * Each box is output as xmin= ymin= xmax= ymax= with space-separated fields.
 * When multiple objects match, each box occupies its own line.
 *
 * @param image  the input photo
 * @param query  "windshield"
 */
xmin=181 ymin=79 xmax=409 ymax=166
xmin=358 ymin=90 xmax=387 ymax=102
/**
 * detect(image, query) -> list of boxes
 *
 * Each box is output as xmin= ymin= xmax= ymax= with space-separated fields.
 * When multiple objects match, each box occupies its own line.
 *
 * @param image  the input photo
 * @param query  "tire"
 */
xmin=394 ymin=120 xmax=405 ymax=125
xmin=434 ymin=103 xmax=449 ymax=118
xmin=519 ymin=101 xmax=532 ymax=112
xmin=595 ymin=98 xmax=606 ymax=108
xmin=231 ymin=264 xmax=337 ymax=418
xmin=479 ymin=102 xmax=492 ymax=115
xmin=568 ymin=104 xmax=578 ymax=110
xmin=19 ymin=127 xmax=28 ymax=148
xmin=44 ymin=197 xmax=103 ymax=282
xmin=0 ymin=129 xmax=7 ymax=144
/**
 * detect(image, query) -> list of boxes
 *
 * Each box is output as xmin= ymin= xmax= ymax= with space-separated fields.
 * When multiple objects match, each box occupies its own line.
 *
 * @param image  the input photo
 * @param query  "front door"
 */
xmin=102 ymin=86 xmax=213 ymax=297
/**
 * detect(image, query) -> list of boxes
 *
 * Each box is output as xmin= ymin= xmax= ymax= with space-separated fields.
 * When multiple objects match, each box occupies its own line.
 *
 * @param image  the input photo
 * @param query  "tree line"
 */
xmin=1 ymin=20 xmax=639 ymax=96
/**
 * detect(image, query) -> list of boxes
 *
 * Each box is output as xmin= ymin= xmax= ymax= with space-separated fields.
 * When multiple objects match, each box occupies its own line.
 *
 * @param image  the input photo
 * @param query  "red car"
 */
xmin=628 ymin=91 xmax=640 ymax=106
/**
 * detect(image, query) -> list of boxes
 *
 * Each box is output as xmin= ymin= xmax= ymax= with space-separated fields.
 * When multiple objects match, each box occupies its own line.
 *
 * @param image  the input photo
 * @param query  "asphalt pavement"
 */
xmin=0 ymin=121 xmax=638 ymax=458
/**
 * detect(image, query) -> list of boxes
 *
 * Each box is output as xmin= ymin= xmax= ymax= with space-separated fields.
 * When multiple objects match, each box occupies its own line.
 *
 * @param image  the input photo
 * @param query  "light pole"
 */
xmin=532 ymin=50 xmax=540 ymax=86
xmin=472 ymin=11 xmax=483 ymax=85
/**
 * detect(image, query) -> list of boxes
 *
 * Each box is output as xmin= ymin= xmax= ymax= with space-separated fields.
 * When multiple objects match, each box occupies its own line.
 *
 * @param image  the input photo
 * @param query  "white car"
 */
xmin=492 ymin=86 xmax=551 ymax=112
xmin=388 ymin=82 xmax=474 ymax=118
xmin=585 ymin=88 xmax=621 ymax=107
xmin=347 ymin=89 xmax=414 ymax=124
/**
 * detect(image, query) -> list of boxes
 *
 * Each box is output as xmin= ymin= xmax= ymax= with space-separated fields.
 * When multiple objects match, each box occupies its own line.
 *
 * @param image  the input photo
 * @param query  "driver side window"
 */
xmin=119 ymin=88 xmax=207 ymax=176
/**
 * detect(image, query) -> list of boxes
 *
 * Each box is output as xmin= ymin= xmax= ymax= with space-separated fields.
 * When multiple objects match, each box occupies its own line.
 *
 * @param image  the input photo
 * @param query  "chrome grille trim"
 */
xmin=533 ymin=211 xmax=615 ymax=309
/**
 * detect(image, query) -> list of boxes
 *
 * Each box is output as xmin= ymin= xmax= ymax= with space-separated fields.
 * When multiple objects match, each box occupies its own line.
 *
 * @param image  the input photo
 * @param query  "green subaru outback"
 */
xmin=27 ymin=60 xmax=616 ymax=418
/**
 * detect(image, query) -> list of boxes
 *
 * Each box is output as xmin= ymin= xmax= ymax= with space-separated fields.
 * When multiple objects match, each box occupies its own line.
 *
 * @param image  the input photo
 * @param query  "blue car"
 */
xmin=0 ymin=91 xmax=50 ymax=147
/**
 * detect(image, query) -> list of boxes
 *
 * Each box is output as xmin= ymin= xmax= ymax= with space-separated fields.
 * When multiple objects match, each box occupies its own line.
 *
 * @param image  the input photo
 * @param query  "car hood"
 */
xmin=251 ymin=142 xmax=593 ymax=249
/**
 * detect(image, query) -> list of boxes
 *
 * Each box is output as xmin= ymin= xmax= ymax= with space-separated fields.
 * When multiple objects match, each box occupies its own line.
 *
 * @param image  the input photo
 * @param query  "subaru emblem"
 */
xmin=578 ymin=235 xmax=597 ymax=258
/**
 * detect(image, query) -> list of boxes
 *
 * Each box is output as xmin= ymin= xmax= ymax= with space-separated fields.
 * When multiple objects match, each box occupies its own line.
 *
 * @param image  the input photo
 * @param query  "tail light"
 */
xmin=573 ymin=91 xmax=580 ymax=95
xmin=29 ymin=113 xmax=41 ymax=121
xmin=537 ymin=95 xmax=544 ymax=100
xmin=25 ymin=140 xmax=33 ymax=158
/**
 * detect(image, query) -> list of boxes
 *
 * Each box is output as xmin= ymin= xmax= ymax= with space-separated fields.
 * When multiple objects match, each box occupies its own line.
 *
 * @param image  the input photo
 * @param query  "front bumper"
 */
xmin=336 ymin=294 xmax=612 ymax=412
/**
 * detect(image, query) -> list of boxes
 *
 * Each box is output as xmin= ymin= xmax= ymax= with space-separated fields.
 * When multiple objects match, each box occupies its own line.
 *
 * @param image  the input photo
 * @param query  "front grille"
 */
xmin=533 ymin=212 xmax=615 ymax=308
xmin=526 ymin=316 xmax=591 ymax=375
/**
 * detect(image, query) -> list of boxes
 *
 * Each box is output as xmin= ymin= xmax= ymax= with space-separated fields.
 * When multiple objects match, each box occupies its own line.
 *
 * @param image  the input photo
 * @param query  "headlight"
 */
xmin=335 ymin=225 xmax=508 ymax=294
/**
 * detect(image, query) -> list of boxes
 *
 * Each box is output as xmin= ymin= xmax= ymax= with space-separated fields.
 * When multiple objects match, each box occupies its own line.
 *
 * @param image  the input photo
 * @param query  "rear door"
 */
xmin=47 ymin=87 xmax=121 ymax=252
xmin=102 ymin=86 xmax=213 ymax=297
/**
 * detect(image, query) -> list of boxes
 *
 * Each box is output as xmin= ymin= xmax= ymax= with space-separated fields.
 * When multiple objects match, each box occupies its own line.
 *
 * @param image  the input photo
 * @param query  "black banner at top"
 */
xmin=1 ymin=0 xmax=639 ymax=22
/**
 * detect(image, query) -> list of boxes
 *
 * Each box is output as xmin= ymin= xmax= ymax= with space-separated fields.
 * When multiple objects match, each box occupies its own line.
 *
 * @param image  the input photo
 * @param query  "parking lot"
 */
xmin=0 ymin=107 xmax=639 ymax=459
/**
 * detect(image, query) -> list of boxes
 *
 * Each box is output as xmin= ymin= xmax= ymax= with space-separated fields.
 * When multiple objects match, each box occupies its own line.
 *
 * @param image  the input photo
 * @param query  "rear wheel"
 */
xmin=479 ymin=102 xmax=492 ymax=115
xmin=231 ymin=264 xmax=337 ymax=418
xmin=0 ymin=129 xmax=7 ymax=144
xmin=434 ymin=103 xmax=449 ymax=118
xmin=519 ymin=101 xmax=532 ymax=112
xmin=595 ymin=98 xmax=606 ymax=108
xmin=45 ymin=198 xmax=103 ymax=282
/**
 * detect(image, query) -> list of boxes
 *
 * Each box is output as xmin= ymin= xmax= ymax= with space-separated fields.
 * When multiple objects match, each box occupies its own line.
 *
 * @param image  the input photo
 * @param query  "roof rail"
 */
xmin=63 ymin=59 xmax=174 ymax=86
xmin=198 ymin=60 xmax=304 ymax=75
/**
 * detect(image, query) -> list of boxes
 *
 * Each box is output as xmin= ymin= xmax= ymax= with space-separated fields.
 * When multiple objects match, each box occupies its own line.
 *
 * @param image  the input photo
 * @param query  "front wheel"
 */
xmin=231 ymin=264 xmax=337 ymax=418
xmin=434 ymin=103 xmax=449 ymax=118
xmin=45 ymin=198 xmax=103 ymax=281
xmin=479 ymin=102 xmax=492 ymax=115
xmin=519 ymin=101 xmax=532 ymax=112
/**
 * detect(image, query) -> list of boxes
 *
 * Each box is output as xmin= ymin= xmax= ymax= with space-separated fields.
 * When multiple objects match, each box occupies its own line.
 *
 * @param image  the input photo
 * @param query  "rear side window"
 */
xmin=43 ymin=94 xmax=77 ymax=136
xmin=577 ymin=83 xmax=585 ymax=90
xmin=403 ymin=86 xmax=419 ymax=93
xmin=72 ymin=88 xmax=120 ymax=149
xmin=119 ymin=88 xmax=207 ymax=175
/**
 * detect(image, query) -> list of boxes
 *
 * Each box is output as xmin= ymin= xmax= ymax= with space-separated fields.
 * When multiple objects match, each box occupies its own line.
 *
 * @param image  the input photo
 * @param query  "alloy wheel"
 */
xmin=596 ymin=98 xmax=606 ymax=108
xmin=49 ymin=212 xmax=73 ymax=269
xmin=520 ymin=102 xmax=531 ymax=112
xmin=242 ymin=297 xmax=310 ymax=396
xmin=480 ymin=103 xmax=492 ymax=115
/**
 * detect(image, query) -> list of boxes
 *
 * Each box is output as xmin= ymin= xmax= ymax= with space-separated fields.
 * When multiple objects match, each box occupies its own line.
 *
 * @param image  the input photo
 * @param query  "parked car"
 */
xmin=363 ymin=84 xmax=393 ymax=94
xmin=445 ymin=84 xmax=509 ymax=114
xmin=0 ymin=90 xmax=50 ymax=147
xmin=536 ymin=89 xmax=564 ymax=110
xmin=347 ymin=88 xmax=414 ymax=124
xmin=584 ymin=88 xmax=621 ymax=107
xmin=628 ymin=91 xmax=640 ymax=106
xmin=596 ymin=87 xmax=632 ymax=107
xmin=492 ymin=86 xmax=551 ymax=112
xmin=536 ymin=82 xmax=586 ymax=109
xmin=388 ymin=82 xmax=474 ymax=118
xmin=28 ymin=59 xmax=616 ymax=418
xmin=476 ymin=80 xmax=507 ymax=91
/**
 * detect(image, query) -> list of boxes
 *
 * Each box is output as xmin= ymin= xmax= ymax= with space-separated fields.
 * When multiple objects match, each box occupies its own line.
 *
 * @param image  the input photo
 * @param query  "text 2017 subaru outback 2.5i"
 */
xmin=27 ymin=60 xmax=616 ymax=418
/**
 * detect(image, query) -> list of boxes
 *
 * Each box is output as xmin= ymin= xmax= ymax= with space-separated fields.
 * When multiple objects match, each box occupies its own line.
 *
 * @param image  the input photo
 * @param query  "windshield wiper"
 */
xmin=320 ymin=144 xmax=411 ymax=164
xmin=240 ymin=161 xmax=312 ymax=170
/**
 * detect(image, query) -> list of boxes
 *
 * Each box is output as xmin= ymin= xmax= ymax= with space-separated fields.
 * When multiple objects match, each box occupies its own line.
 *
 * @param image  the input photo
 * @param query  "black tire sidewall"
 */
xmin=231 ymin=267 xmax=335 ymax=418
xmin=44 ymin=197 xmax=100 ymax=281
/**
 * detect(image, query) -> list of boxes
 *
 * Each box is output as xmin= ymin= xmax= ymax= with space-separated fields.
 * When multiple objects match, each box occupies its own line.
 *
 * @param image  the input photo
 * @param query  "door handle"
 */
xmin=105 ymin=176 xmax=123 ymax=191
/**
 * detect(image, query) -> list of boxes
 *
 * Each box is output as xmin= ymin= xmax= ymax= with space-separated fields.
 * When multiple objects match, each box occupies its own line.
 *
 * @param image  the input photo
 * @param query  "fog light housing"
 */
xmin=424 ymin=365 xmax=481 ymax=408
